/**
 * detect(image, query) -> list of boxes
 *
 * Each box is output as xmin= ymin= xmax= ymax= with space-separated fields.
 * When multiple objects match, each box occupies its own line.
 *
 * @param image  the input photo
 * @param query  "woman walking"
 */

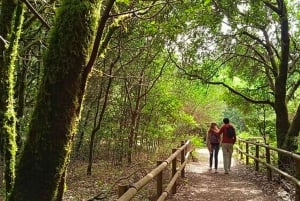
xmin=206 ymin=123 xmax=220 ymax=173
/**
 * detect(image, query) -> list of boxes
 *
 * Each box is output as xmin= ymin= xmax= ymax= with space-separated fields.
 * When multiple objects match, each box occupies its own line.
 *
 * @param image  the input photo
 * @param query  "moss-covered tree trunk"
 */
xmin=9 ymin=0 xmax=105 ymax=200
xmin=15 ymin=55 xmax=27 ymax=149
xmin=267 ymin=0 xmax=299 ymax=172
xmin=273 ymin=0 xmax=289 ymax=149
xmin=265 ymin=1 xmax=293 ymax=172
xmin=0 ymin=1 xmax=24 ymax=197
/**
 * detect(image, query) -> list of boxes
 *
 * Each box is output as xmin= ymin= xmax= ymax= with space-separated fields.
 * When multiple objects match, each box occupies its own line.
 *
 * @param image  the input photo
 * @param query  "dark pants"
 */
xmin=209 ymin=143 xmax=220 ymax=169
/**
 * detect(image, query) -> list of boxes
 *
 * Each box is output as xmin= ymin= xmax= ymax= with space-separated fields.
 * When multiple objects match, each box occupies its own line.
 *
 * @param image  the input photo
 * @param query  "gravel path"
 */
xmin=166 ymin=148 xmax=289 ymax=201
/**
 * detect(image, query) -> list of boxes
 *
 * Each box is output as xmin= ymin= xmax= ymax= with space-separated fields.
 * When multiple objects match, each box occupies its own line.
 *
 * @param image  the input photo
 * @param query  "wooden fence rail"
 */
xmin=237 ymin=138 xmax=300 ymax=201
xmin=117 ymin=140 xmax=193 ymax=201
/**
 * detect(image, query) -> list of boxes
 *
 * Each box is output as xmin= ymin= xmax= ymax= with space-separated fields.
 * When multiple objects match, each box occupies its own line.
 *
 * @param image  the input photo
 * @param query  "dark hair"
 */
xmin=223 ymin=118 xmax=229 ymax=124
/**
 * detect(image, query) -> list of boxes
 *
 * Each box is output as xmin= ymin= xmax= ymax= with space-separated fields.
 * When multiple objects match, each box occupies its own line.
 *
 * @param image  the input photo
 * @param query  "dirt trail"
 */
xmin=166 ymin=148 xmax=283 ymax=201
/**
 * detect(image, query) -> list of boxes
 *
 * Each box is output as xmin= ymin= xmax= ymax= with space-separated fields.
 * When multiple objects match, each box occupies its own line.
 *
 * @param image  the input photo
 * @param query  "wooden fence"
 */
xmin=117 ymin=140 xmax=193 ymax=201
xmin=237 ymin=138 xmax=300 ymax=201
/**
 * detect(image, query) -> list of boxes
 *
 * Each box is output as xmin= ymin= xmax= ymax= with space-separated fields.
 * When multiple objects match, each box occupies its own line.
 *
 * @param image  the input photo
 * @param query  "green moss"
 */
xmin=9 ymin=0 xmax=103 ymax=200
xmin=44 ymin=0 xmax=101 ymax=83
xmin=0 ymin=2 xmax=25 ymax=199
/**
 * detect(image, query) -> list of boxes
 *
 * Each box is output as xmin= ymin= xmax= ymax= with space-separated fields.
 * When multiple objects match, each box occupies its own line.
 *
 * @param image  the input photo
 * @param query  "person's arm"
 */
xmin=217 ymin=126 xmax=224 ymax=143
xmin=206 ymin=131 xmax=211 ymax=152
xmin=206 ymin=132 xmax=209 ymax=145
xmin=216 ymin=126 xmax=223 ymax=135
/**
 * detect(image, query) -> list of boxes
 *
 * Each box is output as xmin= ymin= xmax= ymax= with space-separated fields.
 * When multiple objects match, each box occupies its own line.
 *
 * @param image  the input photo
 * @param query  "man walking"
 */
xmin=217 ymin=118 xmax=236 ymax=174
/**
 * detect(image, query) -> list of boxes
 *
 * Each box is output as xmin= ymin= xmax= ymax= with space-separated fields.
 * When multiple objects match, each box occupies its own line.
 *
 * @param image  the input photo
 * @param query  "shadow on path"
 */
xmin=167 ymin=148 xmax=278 ymax=201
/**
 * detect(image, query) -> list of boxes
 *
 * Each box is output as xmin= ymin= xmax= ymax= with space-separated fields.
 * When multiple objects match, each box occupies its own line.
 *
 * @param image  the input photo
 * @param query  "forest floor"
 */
xmin=0 ymin=148 xmax=295 ymax=201
xmin=64 ymin=148 xmax=294 ymax=201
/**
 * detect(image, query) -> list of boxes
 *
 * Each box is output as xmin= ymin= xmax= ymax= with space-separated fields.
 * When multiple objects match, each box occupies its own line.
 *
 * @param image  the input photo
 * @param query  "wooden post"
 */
xmin=239 ymin=140 xmax=243 ymax=160
xmin=181 ymin=141 xmax=185 ymax=178
xmin=157 ymin=160 xmax=163 ymax=198
xmin=265 ymin=144 xmax=272 ymax=181
xmin=118 ymin=184 xmax=128 ymax=198
xmin=295 ymin=157 xmax=300 ymax=201
xmin=246 ymin=142 xmax=249 ymax=165
xmin=171 ymin=148 xmax=177 ymax=194
xmin=255 ymin=142 xmax=259 ymax=171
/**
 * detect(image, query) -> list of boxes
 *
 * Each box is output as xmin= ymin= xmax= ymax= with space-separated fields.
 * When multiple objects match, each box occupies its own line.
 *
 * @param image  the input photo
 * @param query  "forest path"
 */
xmin=166 ymin=148 xmax=285 ymax=201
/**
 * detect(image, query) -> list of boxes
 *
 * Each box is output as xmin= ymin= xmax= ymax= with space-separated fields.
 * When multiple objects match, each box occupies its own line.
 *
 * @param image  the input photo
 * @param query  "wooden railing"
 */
xmin=237 ymin=138 xmax=300 ymax=201
xmin=117 ymin=140 xmax=193 ymax=201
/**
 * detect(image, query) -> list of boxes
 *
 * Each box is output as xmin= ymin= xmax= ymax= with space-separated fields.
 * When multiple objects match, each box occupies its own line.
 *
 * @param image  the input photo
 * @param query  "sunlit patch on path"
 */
xmin=186 ymin=148 xmax=236 ymax=174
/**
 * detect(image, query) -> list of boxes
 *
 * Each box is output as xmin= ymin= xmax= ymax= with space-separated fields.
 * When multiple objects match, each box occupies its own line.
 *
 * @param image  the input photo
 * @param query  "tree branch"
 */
xmin=263 ymin=1 xmax=280 ymax=14
xmin=168 ymin=53 xmax=275 ymax=108
xmin=109 ymin=0 xmax=177 ymax=18
xmin=21 ymin=0 xmax=50 ymax=30
xmin=207 ymin=80 xmax=274 ymax=107
xmin=241 ymin=30 xmax=278 ymax=77
xmin=286 ymin=79 xmax=300 ymax=103
xmin=286 ymin=103 xmax=300 ymax=144
xmin=84 ymin=0 xmax=115 ymax=76
xmin=0 ymin=35 xmax=9 ymax=45
xmin=140 ymin=55 xmax=169 ymax=98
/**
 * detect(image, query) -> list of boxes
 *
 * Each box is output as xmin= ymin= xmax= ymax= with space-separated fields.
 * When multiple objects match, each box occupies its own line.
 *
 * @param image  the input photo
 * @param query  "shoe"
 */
xmin=224 ymin=172 xmax=229 ymax=174
xmin=209 ymin=167 xmax=212 ymax=171
xmin=214 ymin=169 xmax=218 ymax=173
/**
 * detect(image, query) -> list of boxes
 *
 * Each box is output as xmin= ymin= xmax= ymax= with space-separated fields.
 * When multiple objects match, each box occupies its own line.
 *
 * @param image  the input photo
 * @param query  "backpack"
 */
xmin=227 ymin=126 xmax=235 ymax=138
xmin=210 ymin=132 xmax=219 ymax=143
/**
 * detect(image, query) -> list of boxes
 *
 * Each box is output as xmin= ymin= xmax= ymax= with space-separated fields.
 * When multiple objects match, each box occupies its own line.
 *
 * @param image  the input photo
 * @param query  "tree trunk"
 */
xmin=87 ymin=63 xmax=114 ymax=175
xmin=75 ymin=108 xmax=92 ymax=158
xmin=0 ymin=1 xmax=24 ymax=197
xmin=272 ymin=0 xmax=297 ymax=173
xmin=9 ymin=1 xmax=103 ymax=200
xmin=56 ymin=169 xmax=67 ymax=201
xmin=127 ymin=111 xmax=138 ymax=164
xmin=15 ymin=61 xmax=28 ymax=150
xmin=286 ymin=105 xmax=300 ymax=147
xmin=126 ymin=71 xmax=144 ymax=164
xmin=274 ymin=0 xmax=290 ymax=149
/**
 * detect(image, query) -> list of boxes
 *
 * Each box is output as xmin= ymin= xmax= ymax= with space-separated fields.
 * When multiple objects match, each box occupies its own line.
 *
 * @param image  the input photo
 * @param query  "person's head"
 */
xmin=223 ymin=118 xmax=230 ymax=124
xmin=210 ymin=122 xmax=217 ymax=128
